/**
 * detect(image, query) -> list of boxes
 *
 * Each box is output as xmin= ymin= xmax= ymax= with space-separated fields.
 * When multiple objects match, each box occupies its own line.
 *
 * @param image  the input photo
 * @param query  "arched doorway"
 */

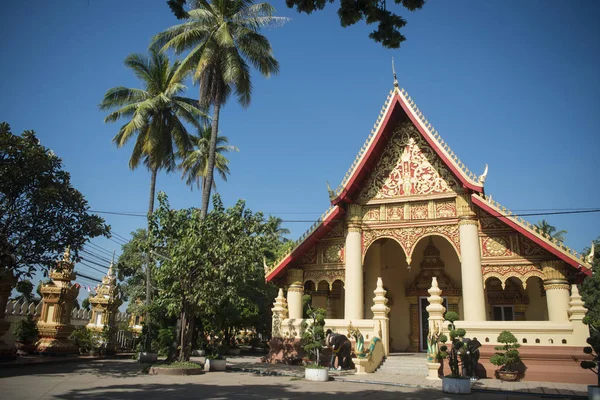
xmin=363 ymin=237 xmax=411 ymax=352
xmin=405 ymin=235 xmax=462 ymax=352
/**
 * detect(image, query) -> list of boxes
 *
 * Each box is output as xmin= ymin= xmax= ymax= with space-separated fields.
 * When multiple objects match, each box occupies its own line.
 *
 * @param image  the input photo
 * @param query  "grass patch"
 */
xmin=154 ymin=361 xmax=203 ymax=369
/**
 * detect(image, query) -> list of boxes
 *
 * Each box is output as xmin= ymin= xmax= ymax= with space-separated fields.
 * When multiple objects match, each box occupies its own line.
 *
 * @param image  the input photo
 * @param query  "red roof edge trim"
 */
xmin=395 ymin=93 xmax=483 ymax=193
xmin=265 ymin=206 xmax=345 ymax=282
xmin=331 ymin=94 xmax=400 ymax=206
xmin=472 ymin=195 xmax=592 ymax=276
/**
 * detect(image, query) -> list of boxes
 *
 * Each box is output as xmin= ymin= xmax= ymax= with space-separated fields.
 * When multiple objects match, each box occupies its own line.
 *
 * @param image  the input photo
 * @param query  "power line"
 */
xmin=112 ymin=232 xmax=131 ymax=243
xmin=76 ymin=272 xmax=102 ymax=283
xmin=89 ymin=207 xmax=600 ymax=222
xmin=81 ymin=249 xmax=112 ymax=264
xmin=79 ymin=257 xmax=109 ymax=271
xmin=87 ymin=242 xmax=118 ymax=258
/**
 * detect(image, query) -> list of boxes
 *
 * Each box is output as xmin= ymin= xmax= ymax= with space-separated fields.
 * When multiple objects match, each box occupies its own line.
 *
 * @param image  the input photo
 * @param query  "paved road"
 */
xmin=0 ymin=359 xmax=567 ymax=399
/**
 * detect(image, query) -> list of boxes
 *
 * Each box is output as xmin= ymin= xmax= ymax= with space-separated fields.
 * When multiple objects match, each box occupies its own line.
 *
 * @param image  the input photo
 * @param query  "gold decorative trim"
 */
xmin=474 ymin=193 xmax=592 ymax=270
xmin=544 ymin=283 xmax=570 ymax=291
xmin=458 ymin=218 xmax=478 ymax=227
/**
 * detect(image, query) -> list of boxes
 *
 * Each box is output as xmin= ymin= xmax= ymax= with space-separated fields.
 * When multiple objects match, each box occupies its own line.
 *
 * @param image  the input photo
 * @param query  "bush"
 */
xmin=13 ymin=315 xmax=38 ymax=342
xmin=438 ymin=311 xmax=466 ymax=378
xmin=489 ymin=330 xmax=521 ymax=373
xmin=581 ymin=333 xmax=600 ymax=387
xmin=300 ymin=300 xmax=326 ymax=367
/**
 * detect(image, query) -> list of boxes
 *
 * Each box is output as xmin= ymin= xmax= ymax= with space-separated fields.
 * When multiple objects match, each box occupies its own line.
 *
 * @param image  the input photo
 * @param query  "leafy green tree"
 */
xmin=100 ymin=49 xmax=206 ymax=310
xmin=13 ymin=280 xmax=34 ymax=302
xmin=535 ymin=219 xmax=567 ymax=243
xmin=168 ymin=0 xmax=426 ymax=49
xmin=115 ymin=229 xmax=151 ymax=315
xmin=0 ymin=123 xmax=109 ymax=278
xmin=179 ymin=126 xmax=238 ymax=196
xmin=153 ymin=0 xmax=285 ymax=218
xmin=149 ymin=192 xmax=280 ymax=361
xmin=581 ymin=237 xmax=600 ymax=334
xmin=81 ymin=297 xmax=91 ymax=311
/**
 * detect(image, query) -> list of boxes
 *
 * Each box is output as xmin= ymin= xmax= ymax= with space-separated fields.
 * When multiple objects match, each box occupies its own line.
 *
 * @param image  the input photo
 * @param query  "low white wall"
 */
xmin=1 ymin=300 xmax=130 ymax=347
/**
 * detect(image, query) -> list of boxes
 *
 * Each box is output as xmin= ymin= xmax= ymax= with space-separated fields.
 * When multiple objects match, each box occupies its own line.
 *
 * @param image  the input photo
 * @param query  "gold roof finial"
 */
xmin=392 ymin=57 xmax=398 ymax=88
xmin=62 ymin=246 xmax=71 ymax=262
xmin=585 ymin=242 xmax=595 ymax=264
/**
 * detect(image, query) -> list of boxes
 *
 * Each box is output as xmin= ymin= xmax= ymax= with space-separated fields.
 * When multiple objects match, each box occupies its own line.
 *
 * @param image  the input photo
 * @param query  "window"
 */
xmin=492 ymin=305 xmax=514 ymax=321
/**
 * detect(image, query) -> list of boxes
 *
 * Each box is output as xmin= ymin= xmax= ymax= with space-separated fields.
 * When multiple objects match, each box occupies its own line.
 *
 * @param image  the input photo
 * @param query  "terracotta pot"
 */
xmin=495 ymin=369 xmax=520 ymax=382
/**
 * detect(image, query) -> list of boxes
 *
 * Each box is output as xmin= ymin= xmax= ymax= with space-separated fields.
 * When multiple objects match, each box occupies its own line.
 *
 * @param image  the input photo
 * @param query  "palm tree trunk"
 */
xmin=144 ymin=167 xmax=157 ymax=350
xmin=200 ymin=90 xmax=222 ymax=219
xmin=146 ymin=167 xmax=157 ymax=306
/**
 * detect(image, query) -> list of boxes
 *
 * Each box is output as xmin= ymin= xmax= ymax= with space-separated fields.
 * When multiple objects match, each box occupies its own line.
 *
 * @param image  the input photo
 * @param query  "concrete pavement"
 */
xmin=0 ymin=359 xmax=586 ymax=400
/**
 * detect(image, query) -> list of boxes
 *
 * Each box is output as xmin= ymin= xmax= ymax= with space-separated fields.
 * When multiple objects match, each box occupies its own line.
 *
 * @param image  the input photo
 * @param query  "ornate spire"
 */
xmin=62 ymin=246 xmax=71 ymax=262
xmin=392 ymin=57 xmax=398 ymax=88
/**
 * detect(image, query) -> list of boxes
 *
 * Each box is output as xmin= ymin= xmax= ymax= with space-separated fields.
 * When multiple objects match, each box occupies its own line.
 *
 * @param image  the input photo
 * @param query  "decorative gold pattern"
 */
xmin=303 ymin=269 xmax=345 ymax=287
xmin=359 ymin=122 xmax=459 ymax=202
xmin=298 ymin=246 xmax=317 ymax=265
xmin=480 ymin=210 xmax=508 ymax=230
xmin=482 ymin=265 xmax=544 ymax=290
xmin=324 ymin=221 xmax=345 ymax=238
xmin=544 ymin=283 xmax=570 ymax=291
xmin=435 ymin=200 xmax=456 ymax=218
xmin=482 ymin=236 xmax=512 ymax=257
xmin=362 ymin=206 xmax=381 ymax=222
xmin=386 ymin=205 xmax=405 ymax=221
xmin=363 ymin=225 xmax=461 ymax=262
xmin=410 ymin=202 xmax=429 ymax=220
xmin=323 ymin=244 xmax=344 ymax=263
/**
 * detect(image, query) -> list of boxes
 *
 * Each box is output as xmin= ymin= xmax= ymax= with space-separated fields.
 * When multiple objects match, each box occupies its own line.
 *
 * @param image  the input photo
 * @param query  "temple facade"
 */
xmin=265 ymin=82 xmax=593 ymax=383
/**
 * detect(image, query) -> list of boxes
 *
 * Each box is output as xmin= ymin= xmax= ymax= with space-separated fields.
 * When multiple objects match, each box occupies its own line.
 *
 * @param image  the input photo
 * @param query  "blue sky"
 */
xmin=1 ymin=0 xmax=599 ymax=295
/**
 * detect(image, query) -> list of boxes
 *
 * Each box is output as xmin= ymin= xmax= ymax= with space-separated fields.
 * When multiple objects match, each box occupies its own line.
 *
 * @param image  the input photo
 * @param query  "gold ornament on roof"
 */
xmin=62 ymin=247 xmax=71 ymax=262
xmin=585 ymin=242 xmax=595 ymax=264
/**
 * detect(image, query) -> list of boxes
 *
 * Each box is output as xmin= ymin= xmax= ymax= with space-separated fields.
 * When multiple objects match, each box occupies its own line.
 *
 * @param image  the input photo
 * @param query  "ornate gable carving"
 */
xmin=359 ymin=121 xmax=460 ymax=202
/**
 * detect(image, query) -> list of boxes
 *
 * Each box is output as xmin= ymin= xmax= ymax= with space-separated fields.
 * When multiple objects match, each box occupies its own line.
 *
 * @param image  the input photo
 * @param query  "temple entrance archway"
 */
xmin=363 ymin=237 xmax=411 ymax=352
xmin=405 ymin=235 xmax=462 ymax=352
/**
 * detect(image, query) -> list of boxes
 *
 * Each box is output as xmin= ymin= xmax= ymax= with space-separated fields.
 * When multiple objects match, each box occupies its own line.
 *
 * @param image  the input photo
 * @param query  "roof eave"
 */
xmin=472 ymin=194 xmax=592 ymax=276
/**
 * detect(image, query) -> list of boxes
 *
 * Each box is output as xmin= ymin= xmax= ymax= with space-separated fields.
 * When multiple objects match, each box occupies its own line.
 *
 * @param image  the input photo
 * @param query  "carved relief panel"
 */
xmin=359 ymin=121 xmax=460 ymax=202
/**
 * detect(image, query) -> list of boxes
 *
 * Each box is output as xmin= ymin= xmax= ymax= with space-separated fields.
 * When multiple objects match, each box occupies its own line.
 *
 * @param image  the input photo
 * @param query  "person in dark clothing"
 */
xmin=326 ymin=329 xmax=352 ymax=370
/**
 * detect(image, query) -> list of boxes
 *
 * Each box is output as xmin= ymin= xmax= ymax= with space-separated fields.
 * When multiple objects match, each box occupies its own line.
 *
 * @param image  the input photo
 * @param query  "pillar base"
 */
xmin=36 ymin=337 xmax=79 ymax=356
xmin=427 ymin=362 xmax=441 ymax=380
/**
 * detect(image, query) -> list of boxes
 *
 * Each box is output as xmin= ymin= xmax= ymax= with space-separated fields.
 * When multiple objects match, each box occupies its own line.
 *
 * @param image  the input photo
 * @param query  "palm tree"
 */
xmin=152 ymin=0 xmax=286 ymax=218
xmin=535 ymin=219 xmax=567 ymax=243
xmin=180 ymin=126 xmax=238 ymax=196
xmin=99 ymin=49 xmax=206 ymax=311
xmin=268 ymin=216 xmax=290 ymax=241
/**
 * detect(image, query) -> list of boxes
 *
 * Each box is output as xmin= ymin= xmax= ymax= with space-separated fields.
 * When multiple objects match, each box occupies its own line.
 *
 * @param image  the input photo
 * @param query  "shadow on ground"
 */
xmin=0 ymin=359 xmax=144 ymax=379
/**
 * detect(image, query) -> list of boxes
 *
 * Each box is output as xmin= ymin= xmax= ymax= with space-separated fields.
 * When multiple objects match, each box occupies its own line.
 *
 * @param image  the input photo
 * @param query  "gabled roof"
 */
xmin=331 ymin=85 xmax=485 ymax=205
xmin=265 ymin=84 xmax=593 ymax=282
xmin=265 ymin=206 xmax=344 ymax=282
xmin=472 ymin=193 xmax=593 ymax=275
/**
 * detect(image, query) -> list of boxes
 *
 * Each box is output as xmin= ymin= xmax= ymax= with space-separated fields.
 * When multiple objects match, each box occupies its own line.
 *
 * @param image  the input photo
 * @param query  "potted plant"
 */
xmin=204 ymin=342 xmax=227 ymax=371
xmin=490 ymin=330 xmax=522 ymax=381
xmin=301 ymin=301 xmax=328 ymax=382
xmin=13 ymin=315 xmax=38 ymax=355
xmin=439 ymin=311 xmax=470 ymax=394
xmin=580 ymin=331 xmax=600 ymax=400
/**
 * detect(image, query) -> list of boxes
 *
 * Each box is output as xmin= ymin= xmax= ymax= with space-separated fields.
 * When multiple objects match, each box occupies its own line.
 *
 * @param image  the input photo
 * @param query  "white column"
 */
xmin=345 ymin=204 xmax=364 ymax=321
xmin=458 ymin=218 xmax=486 ymax=321
xmin=542 ymin=261 xmax=570 ymax=322
xmin=287 ymin=269 xmax=304 ymax=320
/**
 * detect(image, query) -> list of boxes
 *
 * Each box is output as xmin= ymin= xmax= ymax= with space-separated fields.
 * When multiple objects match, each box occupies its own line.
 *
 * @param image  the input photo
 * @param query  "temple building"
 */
xmin=265 ymin=79 xmax=593 ymax=383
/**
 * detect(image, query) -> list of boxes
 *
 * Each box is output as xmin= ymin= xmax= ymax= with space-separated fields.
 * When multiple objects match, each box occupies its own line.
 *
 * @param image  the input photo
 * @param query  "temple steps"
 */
xmin=374 ymin=353 xmax=428 ymax=376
